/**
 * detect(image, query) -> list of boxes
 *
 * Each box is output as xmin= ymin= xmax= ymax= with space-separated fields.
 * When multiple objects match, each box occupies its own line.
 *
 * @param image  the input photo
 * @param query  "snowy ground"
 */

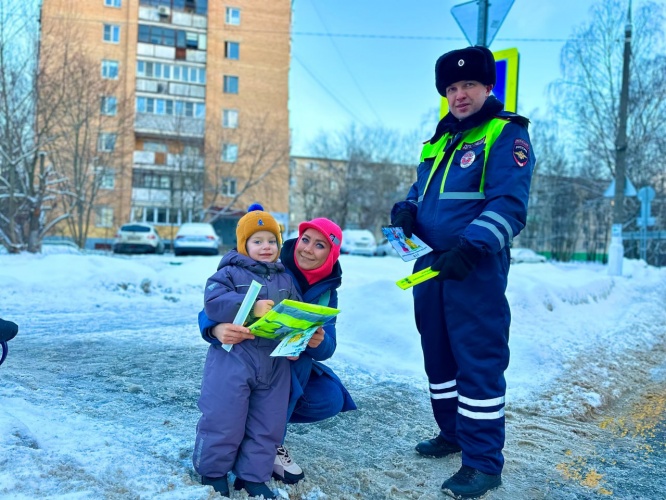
xmin=0 ymin=249 xmax=665 ymax=499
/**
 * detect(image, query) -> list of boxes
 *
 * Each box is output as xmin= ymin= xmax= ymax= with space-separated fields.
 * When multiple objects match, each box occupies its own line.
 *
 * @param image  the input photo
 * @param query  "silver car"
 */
xmin=113 ymin=223 xmax=165 ymax=254
xmin=173 ymin=222 xmax=221 ymax=256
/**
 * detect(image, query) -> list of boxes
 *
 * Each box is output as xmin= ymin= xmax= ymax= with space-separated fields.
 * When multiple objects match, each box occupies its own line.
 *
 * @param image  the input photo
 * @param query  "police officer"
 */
xmin=391 ymin=46 xmax=535 ymax=498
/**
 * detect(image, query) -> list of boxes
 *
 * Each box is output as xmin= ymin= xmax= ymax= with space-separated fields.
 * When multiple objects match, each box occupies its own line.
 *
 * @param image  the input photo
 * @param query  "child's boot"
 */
xmin=234 ymin=477 xmax=277 ymax=499
xmin=201 ymin=475 xmax=230 ymax=497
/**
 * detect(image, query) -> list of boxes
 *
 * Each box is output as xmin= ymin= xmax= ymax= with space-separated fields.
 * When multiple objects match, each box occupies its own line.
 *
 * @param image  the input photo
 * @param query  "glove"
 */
xmin=391 ymin=208 xmax=415 ymax=238
xmin=431 ymin=246 xmax=480 ymax=282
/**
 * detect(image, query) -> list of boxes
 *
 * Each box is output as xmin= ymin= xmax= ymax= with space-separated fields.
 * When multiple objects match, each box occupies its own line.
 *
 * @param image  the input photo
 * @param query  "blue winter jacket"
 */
xmin=204 ymin=249 xmax=301 ymax=326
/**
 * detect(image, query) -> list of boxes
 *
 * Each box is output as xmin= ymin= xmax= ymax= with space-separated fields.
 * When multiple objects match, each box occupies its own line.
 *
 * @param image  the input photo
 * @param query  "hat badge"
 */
xmin=458 ymin=59 xmax=465 ymax=67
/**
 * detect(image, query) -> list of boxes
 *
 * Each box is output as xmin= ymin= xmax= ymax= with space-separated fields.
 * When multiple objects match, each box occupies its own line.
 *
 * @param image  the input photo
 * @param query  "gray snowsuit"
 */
xmin=194 ymin=250 xmax=302 ymax=483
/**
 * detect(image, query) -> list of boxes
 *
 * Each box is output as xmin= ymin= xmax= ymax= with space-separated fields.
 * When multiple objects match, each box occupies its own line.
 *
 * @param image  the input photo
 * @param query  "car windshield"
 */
xmin=121 ymin=225 xmax=151 ymax=233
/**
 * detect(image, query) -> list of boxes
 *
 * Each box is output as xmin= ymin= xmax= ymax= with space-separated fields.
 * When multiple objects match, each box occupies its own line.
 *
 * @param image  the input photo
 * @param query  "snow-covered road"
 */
xmin=1 ymin=252 xmax=665 ymax=498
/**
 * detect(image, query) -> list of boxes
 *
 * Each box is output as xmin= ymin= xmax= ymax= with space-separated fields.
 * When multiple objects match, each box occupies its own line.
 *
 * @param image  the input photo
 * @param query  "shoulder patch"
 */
xmin=513 ymin=139 xmax=529 ymax=167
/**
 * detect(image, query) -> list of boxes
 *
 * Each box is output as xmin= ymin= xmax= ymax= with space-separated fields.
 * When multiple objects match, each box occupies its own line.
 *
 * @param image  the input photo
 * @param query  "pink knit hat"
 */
xmin=295 ymin=218 xmax=343 ymax=284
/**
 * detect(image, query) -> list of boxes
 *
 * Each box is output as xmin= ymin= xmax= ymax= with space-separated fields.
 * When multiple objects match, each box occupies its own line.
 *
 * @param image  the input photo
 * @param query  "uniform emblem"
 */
xmin=460 ymin=150 xmax=475 ymax=168
xmin=458 ymin=59 xmax=465 ymax=67
xmin=513 ymin=139 xmax=529 ymax=167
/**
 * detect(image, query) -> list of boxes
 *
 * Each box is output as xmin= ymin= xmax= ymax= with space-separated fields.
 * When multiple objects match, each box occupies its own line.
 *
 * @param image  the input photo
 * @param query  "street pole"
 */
xmin=477 ymin=0 xmax=489 ymax=46
xmin=608 ymin=0 xmax=632 ymax=276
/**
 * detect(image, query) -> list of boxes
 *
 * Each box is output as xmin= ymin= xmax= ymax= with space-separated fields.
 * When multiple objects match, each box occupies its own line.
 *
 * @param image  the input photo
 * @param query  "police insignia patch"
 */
xmin=513 ymin=139 xmax=529 ymax=167
xmin=460 ymin=150 xmax=475 ymax=168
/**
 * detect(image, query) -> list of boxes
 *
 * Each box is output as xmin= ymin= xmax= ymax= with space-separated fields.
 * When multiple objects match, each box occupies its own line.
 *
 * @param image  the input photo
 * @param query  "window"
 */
xmin=225 ymin=41 xmax=239 ymax=60
xmin=223 ymin=75 xmax=238 ymax=94
xmin=136 ymin=97 xmax=205 ymax=119
xmin=222 ymin=109 xmax=238 ymax=128
xmin=96 ymin=168 xmax=116 ymax=189
xmin=103 ymin=24 xmax=120 ymax=43
xmin=221 ymin=143 xmax=238 ymax=163
xmin=101 ymin=60 xmax=119 ymax=79
xmin=100 ymin=96 xmax=117 ymax=116
xmin=225 ymin=7 xmax=240 ymax=25
xmin=95 ymin=206 xmax=114 ymax=228
xmin=98 ymin=133 xmax=117 ymax=152
xmin=137 ymin=60 xmax=206 ymax=84
xmin=104 ymin=0 xmax=121 ymax=7
xmin=221 ymin=177 xmax=237 ymax=196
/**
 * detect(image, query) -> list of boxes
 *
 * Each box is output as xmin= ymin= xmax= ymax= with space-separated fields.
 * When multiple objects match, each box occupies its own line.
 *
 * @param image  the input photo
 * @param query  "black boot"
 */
xmin=201 ymin=475 xmax=230 ymax=497
xmin=415 ymin=434 xmax=462 ymax=458
xmin=233 ymin=477 xmax=277 ymax=499
xmin=441 ymin=465 xmax=501 ymax=499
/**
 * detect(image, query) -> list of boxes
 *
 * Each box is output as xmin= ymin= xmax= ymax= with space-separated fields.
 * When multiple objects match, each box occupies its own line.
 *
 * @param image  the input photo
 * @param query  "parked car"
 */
xmin=113 ymin=223 xmax=164 ymax=254
xmin=341 ymin=229 xmax=377 ymax=257
xmin=374 ymin=238 xmax=395 ymax=257
xmin=173 ymin=222 xmax=221 ymax=256
xmin=510 ymin=247 xmax=546 ymax=264
xmin=41 ymin=237 xmax=81 ymax=255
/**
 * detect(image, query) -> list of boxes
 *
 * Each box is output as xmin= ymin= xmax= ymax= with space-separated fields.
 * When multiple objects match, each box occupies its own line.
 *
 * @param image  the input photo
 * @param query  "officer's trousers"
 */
xmin=413 ymin=250 xmax=511 ymax=475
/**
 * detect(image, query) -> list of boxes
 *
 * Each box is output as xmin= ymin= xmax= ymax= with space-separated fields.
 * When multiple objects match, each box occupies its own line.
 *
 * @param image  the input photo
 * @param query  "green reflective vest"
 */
xmin=419 ymin=117 xmax=510 ymax=197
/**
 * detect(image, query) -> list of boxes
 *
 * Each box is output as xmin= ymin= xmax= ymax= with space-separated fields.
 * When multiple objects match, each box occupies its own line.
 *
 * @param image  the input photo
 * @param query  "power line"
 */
xmin=308 ymin=0 xmax=383 ymax=123
xmin=293 ymin=54 xmax=368 ymax=126
xmin=291 ymin=32 xmax=576 ymax=43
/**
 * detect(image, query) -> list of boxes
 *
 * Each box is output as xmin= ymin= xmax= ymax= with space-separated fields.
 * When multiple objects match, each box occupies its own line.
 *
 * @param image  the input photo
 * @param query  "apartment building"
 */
xmin=39 ymin=0 xmax=291 ymax=248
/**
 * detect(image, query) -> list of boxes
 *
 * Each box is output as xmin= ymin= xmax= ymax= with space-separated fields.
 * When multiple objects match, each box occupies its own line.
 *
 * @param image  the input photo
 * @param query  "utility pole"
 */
xmin=608 ymin=0 xmax=632 ymax=276
xmin=477 ymin=0 xmax=489 ymax=46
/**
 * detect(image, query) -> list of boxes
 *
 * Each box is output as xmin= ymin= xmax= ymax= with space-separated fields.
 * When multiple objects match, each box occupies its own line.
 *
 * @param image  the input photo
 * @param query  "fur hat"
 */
xmin=435 ymin=45 xmax=496 ymax=97
xmin=236 ymin=203 xmax=282 ymax=260
xmin=296 ymin=218 xmax=343 ymax=284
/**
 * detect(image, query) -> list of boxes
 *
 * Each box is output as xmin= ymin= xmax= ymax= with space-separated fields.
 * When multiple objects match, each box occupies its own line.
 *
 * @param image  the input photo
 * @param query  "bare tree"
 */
xmin=0 ymin=1 xmax=69 ymax=253
xmin=41 ymin=26 xmax=133 ymax=249
xmin=548 ymin=0 xmax=666 ymax=197
xmin=299 ymin=123 xmax=417 ymax=236
xmin=204 ymin=113 xmax=290 ymax=222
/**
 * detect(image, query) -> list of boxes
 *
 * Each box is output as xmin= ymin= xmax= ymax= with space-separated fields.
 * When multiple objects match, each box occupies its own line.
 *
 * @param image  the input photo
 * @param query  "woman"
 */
xmin=198 ymin=217 xmax=356 ymax=485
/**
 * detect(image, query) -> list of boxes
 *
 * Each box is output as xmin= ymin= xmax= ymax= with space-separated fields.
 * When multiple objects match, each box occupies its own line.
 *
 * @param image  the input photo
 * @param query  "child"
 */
xmin=193 ymin=205 xmax=301 ymax=499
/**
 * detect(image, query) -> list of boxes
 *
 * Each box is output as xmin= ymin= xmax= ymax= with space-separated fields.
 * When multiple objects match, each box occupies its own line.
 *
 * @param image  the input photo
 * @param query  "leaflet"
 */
xmin=381 ymin=226 xmax=433 ymax=262
xmin=247 ymin=299 xmax=340 ymax=357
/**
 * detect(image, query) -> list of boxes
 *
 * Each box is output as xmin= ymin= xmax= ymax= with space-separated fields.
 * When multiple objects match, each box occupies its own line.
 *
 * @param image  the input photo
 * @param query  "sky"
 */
xmin=288 ymin=0 xmax=665 ymax=156
xmin=1 ymin=246 xmax=665 ymax=497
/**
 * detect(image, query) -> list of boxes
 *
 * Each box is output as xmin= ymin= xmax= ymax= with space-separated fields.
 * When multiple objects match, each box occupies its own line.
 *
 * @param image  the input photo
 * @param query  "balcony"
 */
xmin=138 ymin=6 xmax=207 ymax=30
xmin=134 ymin=113 xmax=205 ymax=138
xmin=133 ymin=150 xmax=204 ymax=170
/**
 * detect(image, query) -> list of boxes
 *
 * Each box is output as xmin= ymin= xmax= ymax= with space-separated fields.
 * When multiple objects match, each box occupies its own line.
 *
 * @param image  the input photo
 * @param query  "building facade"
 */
xmin=39 ymin=0 xmax=291 ymax=249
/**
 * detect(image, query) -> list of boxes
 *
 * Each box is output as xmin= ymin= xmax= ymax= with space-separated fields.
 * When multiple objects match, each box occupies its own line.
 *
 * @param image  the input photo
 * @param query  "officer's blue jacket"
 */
xmin=392 ymin=96 xmax=535 ymax=256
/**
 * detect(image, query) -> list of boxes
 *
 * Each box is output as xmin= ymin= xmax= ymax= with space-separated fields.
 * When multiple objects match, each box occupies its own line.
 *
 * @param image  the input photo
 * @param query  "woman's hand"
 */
xmin=211 ymin=323 xmax=254 ymax=344
xmin=253 ymin=299 xmax=274 ymax=318
xmin=307 ymin=327 xmax=325 ymax=348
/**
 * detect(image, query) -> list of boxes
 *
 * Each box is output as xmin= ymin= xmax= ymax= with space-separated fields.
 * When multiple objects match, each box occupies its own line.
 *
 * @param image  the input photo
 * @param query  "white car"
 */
xmin=173 ymin=222 xmax=221 ymax=256
xmin=341 ymin=229 xmax=377 ymax=257
xmin=510 ymin=247 xmax=546 ymax=264
xmin=113 ymin=223 xmax=164 ymax=254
